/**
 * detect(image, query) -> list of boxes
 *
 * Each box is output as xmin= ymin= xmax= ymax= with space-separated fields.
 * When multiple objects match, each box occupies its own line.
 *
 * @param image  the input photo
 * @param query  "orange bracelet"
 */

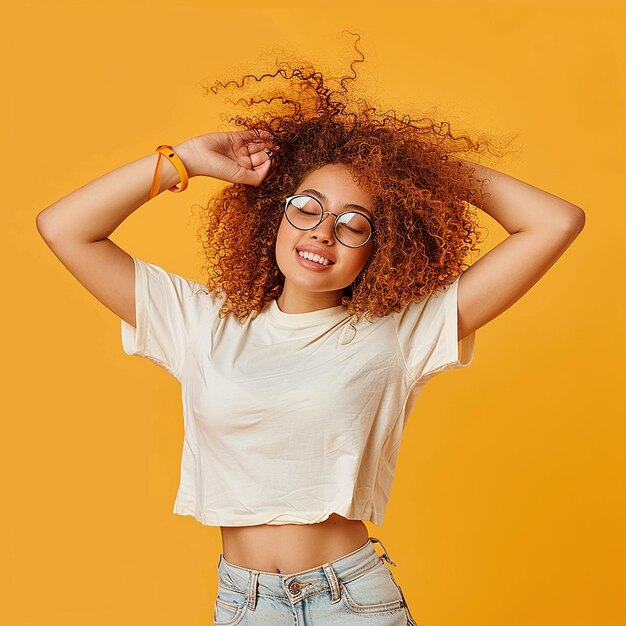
xmin=148 ymin=144 xmax=189 ymax=200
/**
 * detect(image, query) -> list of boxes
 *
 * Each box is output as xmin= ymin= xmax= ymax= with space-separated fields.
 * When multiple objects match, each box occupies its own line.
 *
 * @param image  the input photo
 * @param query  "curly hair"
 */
xmin=192 ymin=32 xmax=516 ymax=328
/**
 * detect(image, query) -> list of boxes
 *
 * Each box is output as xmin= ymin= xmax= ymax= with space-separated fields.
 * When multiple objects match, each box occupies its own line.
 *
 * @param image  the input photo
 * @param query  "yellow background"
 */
xmin=3 ymin=1 xmax=625 ymax=625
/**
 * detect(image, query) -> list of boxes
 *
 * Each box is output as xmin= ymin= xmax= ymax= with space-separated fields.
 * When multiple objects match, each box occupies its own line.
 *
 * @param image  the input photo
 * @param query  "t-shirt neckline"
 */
xmin=267 ymin=298 xmax=347 ymax=328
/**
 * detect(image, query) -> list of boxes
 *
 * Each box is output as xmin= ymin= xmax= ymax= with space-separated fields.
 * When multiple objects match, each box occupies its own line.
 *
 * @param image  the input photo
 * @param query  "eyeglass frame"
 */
xmin=283 ymin=194 xmax=375 ymax=248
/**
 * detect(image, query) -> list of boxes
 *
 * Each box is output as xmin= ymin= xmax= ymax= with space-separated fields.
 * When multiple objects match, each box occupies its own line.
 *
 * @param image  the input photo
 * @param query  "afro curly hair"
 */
xmin=192 ymin=31 xmax=515 ymax=329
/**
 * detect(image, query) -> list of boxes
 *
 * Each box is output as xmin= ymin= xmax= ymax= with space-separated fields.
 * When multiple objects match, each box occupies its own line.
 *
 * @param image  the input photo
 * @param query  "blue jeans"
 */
xmin=213 ymin=536 xmax=418 ymax=625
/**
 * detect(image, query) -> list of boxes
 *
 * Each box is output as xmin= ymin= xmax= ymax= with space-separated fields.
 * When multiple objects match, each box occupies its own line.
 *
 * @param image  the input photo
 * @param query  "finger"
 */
xmin=247 ymin=149 xmax=272 ymax=168
xmin=245 ymin=140 xmax=275 ymax=155
xmin=252 ymin=157 xmax=272 ymax=181
xmin=238 ymin=157 xmax=269 ymax=187
xmin=239 ymin=128 xmax=274 ymax=143
xmin=247 ymin=129 xmax=280 ymax=149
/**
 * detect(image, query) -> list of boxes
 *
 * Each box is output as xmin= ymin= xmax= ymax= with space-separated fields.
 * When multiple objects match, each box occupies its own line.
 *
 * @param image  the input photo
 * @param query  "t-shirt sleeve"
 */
xmin=121 ymin=256 xmax=209 ymax=381
xmin=393 ymin=272 xmax=476 ymax=384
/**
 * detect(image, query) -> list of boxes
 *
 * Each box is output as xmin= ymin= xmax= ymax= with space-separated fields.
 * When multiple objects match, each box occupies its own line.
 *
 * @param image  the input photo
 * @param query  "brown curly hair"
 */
xmin=192 ymin=32 xmax=516 ymax=328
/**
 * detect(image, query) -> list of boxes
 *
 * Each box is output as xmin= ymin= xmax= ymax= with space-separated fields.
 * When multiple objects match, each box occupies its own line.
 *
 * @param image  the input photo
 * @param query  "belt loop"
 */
xmin=322 ymin=562 xmax=342 ymax=603
xmin=370 ymin=536 xmax=397 ymax=567
xmin=247 ymin=570 xmax=259 ymax=611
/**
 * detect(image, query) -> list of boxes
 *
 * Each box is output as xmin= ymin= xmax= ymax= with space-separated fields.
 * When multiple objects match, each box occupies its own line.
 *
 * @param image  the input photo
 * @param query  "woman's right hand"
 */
xmin=185 ymin=129 xmax=280 ymax=186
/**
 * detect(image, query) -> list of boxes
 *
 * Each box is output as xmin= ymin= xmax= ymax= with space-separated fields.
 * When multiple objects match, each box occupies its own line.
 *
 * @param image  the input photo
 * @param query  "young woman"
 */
xmin=36 ymin=44 xmax=585 ymax=626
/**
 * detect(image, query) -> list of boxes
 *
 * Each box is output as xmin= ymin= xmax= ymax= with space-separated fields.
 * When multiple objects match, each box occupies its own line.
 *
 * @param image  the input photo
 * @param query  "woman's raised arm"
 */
xmin=453 ymin=159 xmax=586 ymax=341
xmin=34 ymin=129 xmax=278 ymax=329
xmin=34 ymin=139 xmax=201 ymax=328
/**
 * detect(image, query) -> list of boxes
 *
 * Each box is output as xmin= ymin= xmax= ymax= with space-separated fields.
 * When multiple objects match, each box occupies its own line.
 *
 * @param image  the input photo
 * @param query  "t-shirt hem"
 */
xmin=172 ymin=501 xmax=384 ymax=527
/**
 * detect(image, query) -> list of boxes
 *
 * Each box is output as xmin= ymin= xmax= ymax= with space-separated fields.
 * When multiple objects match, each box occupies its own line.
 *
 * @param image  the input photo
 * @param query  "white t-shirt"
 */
xmin=121 ymin=256 xmax=475 ymax=526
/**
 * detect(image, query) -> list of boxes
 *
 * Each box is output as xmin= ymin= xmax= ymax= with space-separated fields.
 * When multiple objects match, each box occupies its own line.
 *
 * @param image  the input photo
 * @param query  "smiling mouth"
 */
xmin=295 ymin=248 xmax=335 ymax=266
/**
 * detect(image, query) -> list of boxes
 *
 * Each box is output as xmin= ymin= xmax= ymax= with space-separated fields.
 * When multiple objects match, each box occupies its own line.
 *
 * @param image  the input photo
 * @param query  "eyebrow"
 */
xmin=298 ymin=188 xmax=373 ymax=218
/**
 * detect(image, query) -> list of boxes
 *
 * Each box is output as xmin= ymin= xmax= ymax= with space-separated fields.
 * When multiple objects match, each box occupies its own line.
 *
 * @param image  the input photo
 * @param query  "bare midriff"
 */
xmin=219 ymin=513 xmax=370 ymax=575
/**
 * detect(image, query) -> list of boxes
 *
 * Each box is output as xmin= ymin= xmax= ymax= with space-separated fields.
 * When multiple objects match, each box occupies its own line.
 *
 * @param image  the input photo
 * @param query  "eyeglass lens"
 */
xmin=285 ymin=196 xmax=371 ymax=247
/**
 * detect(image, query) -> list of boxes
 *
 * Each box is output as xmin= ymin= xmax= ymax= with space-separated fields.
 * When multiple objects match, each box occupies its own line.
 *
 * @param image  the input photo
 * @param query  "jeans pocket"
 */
xmin=339 ymin=558 xmax=405 ymax=615
xmin=213 ymin=583 xmax=249 ymax=626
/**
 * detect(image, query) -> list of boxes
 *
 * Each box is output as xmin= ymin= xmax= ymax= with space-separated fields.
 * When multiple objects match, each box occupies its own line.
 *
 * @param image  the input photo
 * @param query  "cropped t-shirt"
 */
xmin=120 ymin=256 xmax=476 ymax=526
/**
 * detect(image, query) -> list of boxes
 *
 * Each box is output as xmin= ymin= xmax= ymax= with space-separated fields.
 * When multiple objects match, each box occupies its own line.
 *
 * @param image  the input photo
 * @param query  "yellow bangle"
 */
xmin=148 ymin=144 xmax=189 ymax=200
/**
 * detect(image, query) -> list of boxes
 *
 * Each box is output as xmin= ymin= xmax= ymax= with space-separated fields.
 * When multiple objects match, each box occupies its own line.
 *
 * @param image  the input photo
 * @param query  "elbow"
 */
xmin=35 ymin=210 xmax=61 ymax=244
xmin=551 ymin=206 xmax=585 ymax=238
xmin=577 ymin=208 xmax=586 ymax=231
xmin=525 ymin=206 xmax=586 ymax=237
xmin=566 ymin=206 xmax=586 ymax=234
xmin=556 ymin=207 xmax=586 ymax=248
xmin=35 ymin=211 xmax=54 ymax=242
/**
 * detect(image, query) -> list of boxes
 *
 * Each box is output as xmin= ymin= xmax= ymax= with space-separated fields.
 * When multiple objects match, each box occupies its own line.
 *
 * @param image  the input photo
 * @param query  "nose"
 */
xmin=311 ymin=211 xmax=337 ymax=241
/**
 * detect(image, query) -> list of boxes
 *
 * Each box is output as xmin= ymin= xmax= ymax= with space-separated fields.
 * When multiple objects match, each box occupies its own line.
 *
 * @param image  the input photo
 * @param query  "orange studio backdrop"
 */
xmin=3 ymin=1 xmax=625 ymax=625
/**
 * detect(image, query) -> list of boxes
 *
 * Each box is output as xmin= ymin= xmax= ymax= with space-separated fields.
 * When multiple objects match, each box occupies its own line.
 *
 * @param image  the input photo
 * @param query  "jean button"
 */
xmin=288 ymin=579 xmax=313 ymax=595
xmin=288 ymin=580 xmax=302 ymax=594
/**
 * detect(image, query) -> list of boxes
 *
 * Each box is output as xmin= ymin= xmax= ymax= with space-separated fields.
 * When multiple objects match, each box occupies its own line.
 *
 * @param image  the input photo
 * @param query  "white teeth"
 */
xmin=298 ymin=250 xmax=331 ymax=265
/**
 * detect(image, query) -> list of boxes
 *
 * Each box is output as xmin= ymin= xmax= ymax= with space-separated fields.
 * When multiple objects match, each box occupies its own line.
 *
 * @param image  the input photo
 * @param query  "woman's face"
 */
xmin=274 ymin=163 xmax=375 ymax=312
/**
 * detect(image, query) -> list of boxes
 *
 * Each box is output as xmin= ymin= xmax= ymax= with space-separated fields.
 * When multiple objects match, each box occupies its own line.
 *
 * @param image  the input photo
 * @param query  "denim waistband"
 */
xmin=216 ymin=536 xmax=397 ymax=607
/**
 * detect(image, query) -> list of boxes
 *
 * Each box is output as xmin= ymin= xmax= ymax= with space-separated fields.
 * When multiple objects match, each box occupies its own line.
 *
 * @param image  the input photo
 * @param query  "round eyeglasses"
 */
xmin=283 ymin=194 xmax=374 ymax=248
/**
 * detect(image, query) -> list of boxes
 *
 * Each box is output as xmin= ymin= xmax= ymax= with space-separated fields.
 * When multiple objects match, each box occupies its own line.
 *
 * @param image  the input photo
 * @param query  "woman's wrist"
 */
xmin=171 ymin=138 xmax=202 ymax=179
